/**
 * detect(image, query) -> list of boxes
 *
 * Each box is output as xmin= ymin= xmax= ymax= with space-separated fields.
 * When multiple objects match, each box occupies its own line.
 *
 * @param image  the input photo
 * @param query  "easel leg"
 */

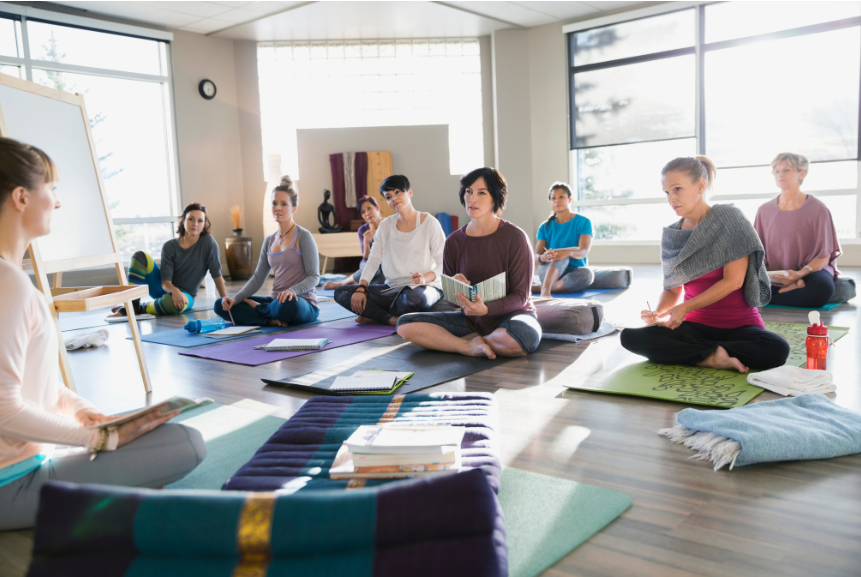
xmin=52 ymin=308 xmax=76 ymax=392
xmin=322 ymin=256 xmax=328 ymax=275
xmin=52 ymin=272 xmax=63 ymax=289
xmin=125 ymin=302 xmax=152 ymax=394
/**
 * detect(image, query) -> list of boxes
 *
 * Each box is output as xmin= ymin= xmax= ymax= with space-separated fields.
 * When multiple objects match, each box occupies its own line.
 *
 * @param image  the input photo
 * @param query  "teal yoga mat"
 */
xmin=763 ymin=301 xmax=842 ymax=311
xmin=499 ymin=468 xmax=632 ymax=577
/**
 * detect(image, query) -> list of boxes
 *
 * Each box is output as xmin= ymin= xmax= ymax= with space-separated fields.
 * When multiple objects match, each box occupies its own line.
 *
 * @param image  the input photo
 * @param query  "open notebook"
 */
xmin=441 ymin=272 xmax=506 ymax=305
xmin=330 ymin=370 xmax=413 ymax=393
xmin=254 ymin=338 xmax=330 ymax=351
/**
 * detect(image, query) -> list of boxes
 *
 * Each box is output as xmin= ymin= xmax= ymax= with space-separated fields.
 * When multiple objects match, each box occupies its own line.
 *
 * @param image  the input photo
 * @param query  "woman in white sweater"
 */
xmin=0 ymin=138 xmax=205 ymax=530
xmin=334 ymin=175 xmax=445 ymax=326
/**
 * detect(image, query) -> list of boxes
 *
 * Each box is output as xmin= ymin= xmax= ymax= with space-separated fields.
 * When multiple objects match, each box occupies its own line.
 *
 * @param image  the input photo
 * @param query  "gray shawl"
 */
xmin=662 ymin=204 xmax=771 ymax=307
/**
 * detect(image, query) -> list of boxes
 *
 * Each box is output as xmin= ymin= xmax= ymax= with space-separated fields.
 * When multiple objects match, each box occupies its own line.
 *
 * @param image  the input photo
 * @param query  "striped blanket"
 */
xmin=223 ymin=393 xmax=502 ymax=493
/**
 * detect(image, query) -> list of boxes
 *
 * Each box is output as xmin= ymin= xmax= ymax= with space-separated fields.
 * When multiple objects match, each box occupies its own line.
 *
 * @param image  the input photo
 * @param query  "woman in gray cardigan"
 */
xmin=215 ymin=177 xmax=320 ymax=326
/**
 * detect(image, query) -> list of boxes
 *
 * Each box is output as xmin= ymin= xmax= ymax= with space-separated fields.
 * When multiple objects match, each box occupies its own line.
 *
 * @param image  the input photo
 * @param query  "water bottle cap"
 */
xmin=807 ymin=323 xmax=828 ymax=336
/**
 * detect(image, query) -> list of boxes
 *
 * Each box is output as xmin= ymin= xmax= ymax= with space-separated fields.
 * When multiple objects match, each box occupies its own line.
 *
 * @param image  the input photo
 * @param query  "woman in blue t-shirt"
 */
xmin=533 ymin=182 xmax=594 ymax=297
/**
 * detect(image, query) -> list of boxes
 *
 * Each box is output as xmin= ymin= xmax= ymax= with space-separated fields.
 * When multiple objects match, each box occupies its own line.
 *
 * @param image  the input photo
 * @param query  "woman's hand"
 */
xmin=453 ymin=273 xmax=471 ymax=285
xmin=640 ymin=309 xmax=660 ymax=325
xmin=221 ymin=296 xmax=235 ymax=311
xmin=411 ymin=272 xmax=428 ymax=285
xmin=455 ymin=293 xmax=489 ymax=317
xmin=363 ymin=228 xmax=375 ymax=244
xmin=75 ymin=410 xmax=118 ymax=427
xmin=541 ymin=249 xmax=564 ymax=263
xmin=772 ymin=270 xmax=801 ymax=286
xmin=171 ymin=291 xmax=188 ymax=312
xmin=351 ymin=289 xmax=367 ymax=314
xmin=116 ymin=409 xmax=181 ymax=448
xmin=660 ymin=305 xmax=687 ymax=330
xmin=277 ymin=289 xmax=297 ymax=303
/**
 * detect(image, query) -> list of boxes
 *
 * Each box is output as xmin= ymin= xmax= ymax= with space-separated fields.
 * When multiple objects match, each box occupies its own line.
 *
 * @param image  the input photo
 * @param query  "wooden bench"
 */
xmin=312 ymin=232 xmax=363 ymax=273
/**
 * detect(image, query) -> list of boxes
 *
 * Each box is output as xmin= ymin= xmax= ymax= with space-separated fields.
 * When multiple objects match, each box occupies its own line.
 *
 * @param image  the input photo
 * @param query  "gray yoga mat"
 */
xmin=263 ymin=338 xmax=569 ymax=395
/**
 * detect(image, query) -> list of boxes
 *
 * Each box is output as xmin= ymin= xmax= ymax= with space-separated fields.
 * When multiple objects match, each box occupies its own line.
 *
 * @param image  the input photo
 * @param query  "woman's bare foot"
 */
xmin=697 ymin=345 xmax=749 ymax=373
xmin=323 ymin=281 xmax=340 ymax=290
xmin=388 ymin=316 xmax=399 ymax=326
xmin=463 ymin=336 xmax=496 ymax=359
xmin=268 ymin=319 xmax=288 ymax=327
xmin=778 ymin=279 xmax=806 ymax=294
xmin=540 ymin=290 xmax=552 ymax=299
xmin=355 ymin=316 xmax=376 ymax=324
xmin=107 ymin=305 xmax=125 ymax=318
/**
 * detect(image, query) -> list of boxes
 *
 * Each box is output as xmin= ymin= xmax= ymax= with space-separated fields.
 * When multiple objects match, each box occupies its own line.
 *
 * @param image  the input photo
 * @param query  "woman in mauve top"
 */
xmin=322 ymin=195 xmax=385 ymax=289
xmin=755 ymin=152 xmax=842 ymax=308
xmin=0 ymin=138 xmax=204 ymax=530
xmin=398 ymin=167 xmax=541 ymax=358
xmin=216 ymin=176 xmax=320 ymax=327
xmin=620 ymin=156 xmax=789 ymax=373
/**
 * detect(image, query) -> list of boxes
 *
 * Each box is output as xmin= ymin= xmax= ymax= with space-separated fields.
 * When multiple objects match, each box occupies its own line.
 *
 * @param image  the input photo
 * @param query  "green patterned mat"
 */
xmin=568 ymin=322 xmax=849 ymax=408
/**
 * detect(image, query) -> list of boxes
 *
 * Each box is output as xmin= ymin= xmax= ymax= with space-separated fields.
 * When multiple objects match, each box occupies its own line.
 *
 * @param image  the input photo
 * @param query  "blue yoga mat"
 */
xmin=317 ymin=288 xmax=336 ymax=297
xmin=762 ymin=301 xmax=842 ymax=311
xmin=131 ymin=304 xmax=356 ymax=348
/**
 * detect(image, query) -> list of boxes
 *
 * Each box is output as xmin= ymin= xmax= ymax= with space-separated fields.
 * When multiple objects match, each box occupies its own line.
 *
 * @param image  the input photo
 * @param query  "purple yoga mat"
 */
xmin=178 ymin=319 xmax=397 ymax=366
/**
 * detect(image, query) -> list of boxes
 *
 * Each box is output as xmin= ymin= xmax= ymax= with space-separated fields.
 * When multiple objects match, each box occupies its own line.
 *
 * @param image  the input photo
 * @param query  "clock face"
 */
xmin=199 ymin=79 xmax=217 ymax=100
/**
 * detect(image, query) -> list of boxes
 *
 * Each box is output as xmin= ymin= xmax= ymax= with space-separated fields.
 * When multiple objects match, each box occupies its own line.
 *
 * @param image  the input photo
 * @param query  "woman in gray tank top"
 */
xmin=215 ymin=177 xmax=320 ymax=327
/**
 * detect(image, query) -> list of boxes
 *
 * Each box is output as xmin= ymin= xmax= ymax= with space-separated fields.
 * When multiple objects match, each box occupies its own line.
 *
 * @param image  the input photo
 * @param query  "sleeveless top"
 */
xmin=268 ymin=229 xmax=318 ymax=307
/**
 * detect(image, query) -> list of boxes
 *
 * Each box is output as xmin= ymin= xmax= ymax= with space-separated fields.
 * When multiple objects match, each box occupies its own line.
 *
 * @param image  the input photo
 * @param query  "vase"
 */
xmin=225 ymin=229 xmax=252 ymax=280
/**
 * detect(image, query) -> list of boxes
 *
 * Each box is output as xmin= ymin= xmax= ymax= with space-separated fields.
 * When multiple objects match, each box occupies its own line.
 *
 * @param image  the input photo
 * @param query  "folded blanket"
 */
xmin=658 ymin=394 xmax=861 ymax=470
xmin=746 ymin=366 xmax=835 ymax=396
xmin=63 ymin=329 xmax=109 ymax=351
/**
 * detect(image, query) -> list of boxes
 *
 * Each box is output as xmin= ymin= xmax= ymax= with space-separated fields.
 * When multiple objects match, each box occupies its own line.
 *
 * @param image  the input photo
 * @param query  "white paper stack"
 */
xmin=746 ymin=365 xmax=835 ymax=396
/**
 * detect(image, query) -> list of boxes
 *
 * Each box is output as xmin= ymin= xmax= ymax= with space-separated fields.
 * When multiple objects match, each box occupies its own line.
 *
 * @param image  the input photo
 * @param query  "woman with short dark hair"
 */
xmin=398 ymin=167 xmax=541 ymax=358
xmin=334 ymin=174 xmax=445 ymax=325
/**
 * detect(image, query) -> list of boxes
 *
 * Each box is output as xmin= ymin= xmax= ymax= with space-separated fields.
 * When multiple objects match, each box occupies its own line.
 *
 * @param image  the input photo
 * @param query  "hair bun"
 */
xmin=280 ymin=175 xmax=294 ymax=187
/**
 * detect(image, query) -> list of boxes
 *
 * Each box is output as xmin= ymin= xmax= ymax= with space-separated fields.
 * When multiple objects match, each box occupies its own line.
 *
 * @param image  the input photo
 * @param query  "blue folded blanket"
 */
xmin=658 ymin=394 xmax=861 ymax=470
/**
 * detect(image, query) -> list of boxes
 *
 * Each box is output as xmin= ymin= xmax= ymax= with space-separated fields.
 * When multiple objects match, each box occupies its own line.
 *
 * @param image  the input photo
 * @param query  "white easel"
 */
xmin=0 ymin=73 xmax=152 ymax=393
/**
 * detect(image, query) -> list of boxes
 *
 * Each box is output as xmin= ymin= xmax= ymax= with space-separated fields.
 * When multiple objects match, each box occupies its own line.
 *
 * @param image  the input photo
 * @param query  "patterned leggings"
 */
xmin=127 ymin=251 xmax=194 ymax=315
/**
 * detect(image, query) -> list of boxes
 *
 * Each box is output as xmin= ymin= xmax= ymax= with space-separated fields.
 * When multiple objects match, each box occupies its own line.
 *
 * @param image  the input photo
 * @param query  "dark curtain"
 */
xmin=355 ymin=152 xmax=368 ymax=205
xmin=328 ymin=153 xmax=357 ymax=229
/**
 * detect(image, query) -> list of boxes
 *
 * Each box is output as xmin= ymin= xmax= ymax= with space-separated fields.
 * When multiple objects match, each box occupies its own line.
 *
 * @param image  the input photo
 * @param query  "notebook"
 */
xmin=441 ymin=272 xmax=506 ymax=305
xmin=202 ymin=325 xmax=261 ymax=338
xmin=329 ymin=445 xmax=462 ymax=479
xmin=330 ymin=371 xmax=413 ymax=393
xmin=85 ymin=396 xmax=212 ymax=429
xmin=254 ymin=337 xmax=330 ymax=351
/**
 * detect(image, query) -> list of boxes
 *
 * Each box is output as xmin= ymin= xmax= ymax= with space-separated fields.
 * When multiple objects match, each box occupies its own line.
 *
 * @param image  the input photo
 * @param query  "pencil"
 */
xmin=228 ymin=307 xmax=235 ymax=326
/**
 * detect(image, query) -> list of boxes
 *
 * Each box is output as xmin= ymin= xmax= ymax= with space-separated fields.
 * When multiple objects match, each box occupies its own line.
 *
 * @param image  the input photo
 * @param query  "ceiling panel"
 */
xmin=441 ymin=2 xmax=556 ymax=28
xmin=213 ymin=1 xmax=512 ymax=41
xmin=512 ymin=1 xmax=601 ymax=21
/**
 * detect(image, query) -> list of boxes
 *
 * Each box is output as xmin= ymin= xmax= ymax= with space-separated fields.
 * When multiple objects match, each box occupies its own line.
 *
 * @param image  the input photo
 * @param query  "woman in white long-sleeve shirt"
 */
xmin=334 ymin=175 xmax=446 ymax=326
xmin=0 ymin=138 xmax=205 ymax=530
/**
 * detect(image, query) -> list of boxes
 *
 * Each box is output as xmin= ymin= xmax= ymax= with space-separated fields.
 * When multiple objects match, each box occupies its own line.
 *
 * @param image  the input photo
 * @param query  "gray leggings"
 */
xmin=537 ymin=258 xmax=594 ymax=293
xmin=0 ymin=423 xmax=206 ymax=531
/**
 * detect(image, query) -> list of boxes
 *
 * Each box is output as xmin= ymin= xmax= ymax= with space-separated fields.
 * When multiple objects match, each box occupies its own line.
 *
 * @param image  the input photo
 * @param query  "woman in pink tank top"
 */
xmin=620 ymin=156 xmax=789 ymax=373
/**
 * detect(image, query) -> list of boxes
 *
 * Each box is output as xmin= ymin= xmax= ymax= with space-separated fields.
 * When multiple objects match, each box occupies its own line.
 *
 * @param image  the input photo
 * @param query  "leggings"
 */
xmin=0 ymin=424 xmax=206 ymax=530
xmin=214 ymin=296 xmax=319 ymax=327
xmin=536 ymin=258 xmax=595 ymax=293
xmin=620 ymin=321 xmax=790 ymax=370
xmin=127 ymin=250 xmax=194 ymax=315
xmin=769 ymin=269 xmax=836 ymax=308
xmin=334 ymin=284 xmax=442 ymax=325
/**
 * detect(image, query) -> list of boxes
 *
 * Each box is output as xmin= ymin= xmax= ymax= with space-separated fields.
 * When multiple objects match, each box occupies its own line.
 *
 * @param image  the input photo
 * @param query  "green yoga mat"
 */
xmin=499 ymin=468 xmax=632 ymax=577
xmin=569 ymin=322 xmax=850 ymax=408
xmin=762 ymin=301 xmax=842 ymax=311
xmin=167 ymin=403 xmax=286 ymax=490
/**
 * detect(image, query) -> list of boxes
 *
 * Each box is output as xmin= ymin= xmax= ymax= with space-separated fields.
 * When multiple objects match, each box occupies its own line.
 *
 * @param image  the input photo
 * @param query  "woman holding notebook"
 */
xmin=754 ymin=152 xmax=841 ymax=308
xmin=323 ymin=195 xmax=385 ymax=289
xmin=0 ymin=137 xmax=206 ymax=530
xmin=397 ymin=167 xmax=541 ymax=359
xmin=620 ymin=156 xmax=789 ymax=373
xmin=333 ymin=175 xmax=445 ymax=326
xmin=216 ymin=176 xmax=320 ymax=327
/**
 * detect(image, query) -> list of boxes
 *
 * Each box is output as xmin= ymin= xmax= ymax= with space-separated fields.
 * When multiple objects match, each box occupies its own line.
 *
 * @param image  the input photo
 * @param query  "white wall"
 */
xmin=294 ymin=125 xmax=465 ymax=232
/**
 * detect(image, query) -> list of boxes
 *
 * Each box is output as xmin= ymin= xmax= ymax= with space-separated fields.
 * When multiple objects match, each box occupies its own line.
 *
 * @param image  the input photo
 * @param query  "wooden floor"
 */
xmin=2 ymin=265 xmax=861 ymax=577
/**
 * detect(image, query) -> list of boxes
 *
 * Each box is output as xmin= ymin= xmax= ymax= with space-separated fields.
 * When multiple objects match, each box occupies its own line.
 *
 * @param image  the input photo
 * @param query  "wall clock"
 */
xmin=199 ymin=79 xmax=216 ymax=100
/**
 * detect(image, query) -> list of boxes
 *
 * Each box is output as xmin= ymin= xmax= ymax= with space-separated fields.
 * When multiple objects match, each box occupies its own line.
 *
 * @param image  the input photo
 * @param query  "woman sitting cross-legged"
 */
xmin=109 ymin=203 xmax=228 ymax=317
xmin=397 ymin=167 xmax=542 ymax=359
xmin=754 ymin=152 xmax=842 ymax=308
xmin=215 ymin=176 xmax=320 ymax=327
xmin=0 ymin=137 xmax=205 ymax=530
xmin=334 ymin=175 xmax=445 ymax=326
xmin=533 ymin=182 xmax=594 ymax=297
xmin=322 ymin=195 xmax=385 ymax=290
xmin=620 ymin=156 xmax=789 ymax=373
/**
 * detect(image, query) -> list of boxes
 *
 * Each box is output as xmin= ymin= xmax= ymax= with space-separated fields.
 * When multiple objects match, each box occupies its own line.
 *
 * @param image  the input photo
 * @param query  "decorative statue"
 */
xmin=318 ymin=189 xmax=343 ymax=233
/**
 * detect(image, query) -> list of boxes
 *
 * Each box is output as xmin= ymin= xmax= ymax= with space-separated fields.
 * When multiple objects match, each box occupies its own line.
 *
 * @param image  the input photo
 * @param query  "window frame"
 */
xmin=565 ymin=1 xmax=861 ymax=241
xmin=0 ymin=5 xmax=182 ymax=239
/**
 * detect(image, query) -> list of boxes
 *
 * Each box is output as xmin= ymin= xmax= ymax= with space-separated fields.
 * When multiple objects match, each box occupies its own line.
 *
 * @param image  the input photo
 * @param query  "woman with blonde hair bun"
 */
xmin=620 ymin=156 xmax=789 ymax=373
xmin=754 ymin=152 xmax=841 ymax=308
xmin=215 ymin=176 xmax=321 ymax=326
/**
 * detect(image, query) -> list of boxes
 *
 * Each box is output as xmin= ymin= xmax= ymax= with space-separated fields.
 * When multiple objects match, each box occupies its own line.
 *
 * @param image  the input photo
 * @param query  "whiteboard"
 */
xmin=0 ymin=83 xmax=115 ymax=263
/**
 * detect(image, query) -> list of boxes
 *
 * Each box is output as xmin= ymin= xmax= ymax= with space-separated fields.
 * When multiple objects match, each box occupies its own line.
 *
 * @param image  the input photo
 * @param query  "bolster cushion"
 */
xmin=829 ymin=277 xmax=856 ymax=303
xmin=588 ymin=267 xmax=633 ymax=289
xmin=534 ymin=298 xmax=603 ymax=335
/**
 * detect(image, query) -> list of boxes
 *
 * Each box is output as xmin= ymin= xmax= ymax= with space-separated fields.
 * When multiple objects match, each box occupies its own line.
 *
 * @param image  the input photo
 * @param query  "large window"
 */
xmin=258 ymin=39 xmax=483 ymax=178
xmin=0 ymin=12 xmax=180 ymax=260
xmin=568 ymin=2 xmax=861 ymax=240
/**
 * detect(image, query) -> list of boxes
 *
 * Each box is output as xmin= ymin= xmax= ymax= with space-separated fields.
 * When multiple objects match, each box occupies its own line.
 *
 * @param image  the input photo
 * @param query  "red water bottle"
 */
xmin=806 ymin=322 xmax=829 ymax=370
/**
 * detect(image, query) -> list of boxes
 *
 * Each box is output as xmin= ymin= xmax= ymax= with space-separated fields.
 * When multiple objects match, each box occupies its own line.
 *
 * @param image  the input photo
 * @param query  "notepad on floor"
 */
xmin=203 ymin=325 xmax=261 ymax=337
xmin=329 ymin=370 xmax=413 ymax=393
xmin=442 ymin=272 xmax=506 ymax=305
xmin=105 ymin=314 xmax=156 ymax=323
xmin=254 ymin=337 xmax=330 ymax=351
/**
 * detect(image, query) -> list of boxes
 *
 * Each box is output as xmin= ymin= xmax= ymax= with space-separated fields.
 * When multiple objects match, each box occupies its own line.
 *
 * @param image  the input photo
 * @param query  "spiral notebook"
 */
xmin=330 ymin=370 xmax=413 ymax=393
xmin=254 ymin=337 xmax=330 ymax=351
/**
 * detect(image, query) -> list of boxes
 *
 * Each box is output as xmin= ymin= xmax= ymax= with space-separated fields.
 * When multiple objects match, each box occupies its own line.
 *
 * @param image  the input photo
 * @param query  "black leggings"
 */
xmin=334 ymin=284 xmax=442 ymax=324
xmin=769 ymin=269 xmax=835 ymax=308
xmin=620 ymin=322 xmax=790 ymax=370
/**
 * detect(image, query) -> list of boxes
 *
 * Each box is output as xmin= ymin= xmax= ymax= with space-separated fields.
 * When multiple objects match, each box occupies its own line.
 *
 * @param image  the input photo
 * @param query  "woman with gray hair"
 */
xmin=754 ymin=152 xmax=841 ymax=308
xmin=620 ymin=156 xmax=789 ymax=373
